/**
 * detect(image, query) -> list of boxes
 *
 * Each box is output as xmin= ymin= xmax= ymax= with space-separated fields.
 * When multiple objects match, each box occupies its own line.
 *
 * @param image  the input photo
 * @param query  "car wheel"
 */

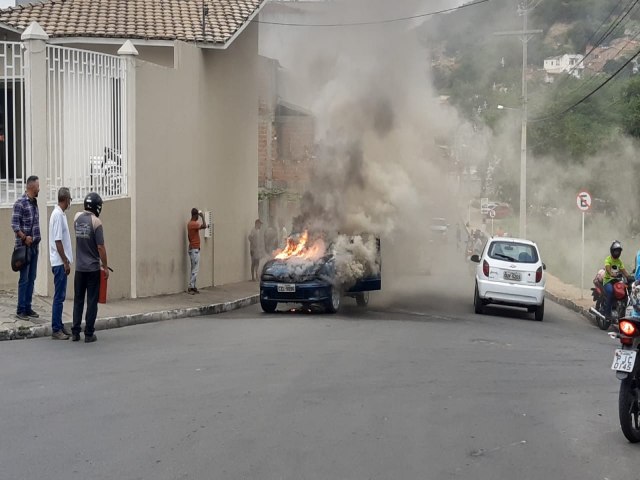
xmin=260 ymin=299 xmax=277 ymax=313
xmin=534 ymin=300 xmax=544 ymax=321
xmin=355 ymin=292 xmax=369 ymax=307
xmin=325 ymin=287 xmax=341 ymax=314
xmin=474 ymin=284 xmax=484 ymax=314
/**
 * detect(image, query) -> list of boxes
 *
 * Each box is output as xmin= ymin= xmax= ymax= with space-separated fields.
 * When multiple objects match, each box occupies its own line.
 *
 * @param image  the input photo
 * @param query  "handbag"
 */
xmin=11 ymin=245 xmax=31 ymax=272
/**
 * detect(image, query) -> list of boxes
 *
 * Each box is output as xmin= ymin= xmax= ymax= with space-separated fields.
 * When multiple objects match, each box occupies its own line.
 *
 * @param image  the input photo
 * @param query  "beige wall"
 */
xmin=0 ymin=198 xmax=130 ymax=299
xmin=134 ymin=24 xmax=259 ymax=297
xmin=0 ymin=26 xmax=259 ymax=298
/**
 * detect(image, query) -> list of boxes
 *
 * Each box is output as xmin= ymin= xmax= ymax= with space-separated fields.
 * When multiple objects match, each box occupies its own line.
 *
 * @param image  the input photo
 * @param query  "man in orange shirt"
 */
xmin=187 ymin=208 xmax=207 ymax=294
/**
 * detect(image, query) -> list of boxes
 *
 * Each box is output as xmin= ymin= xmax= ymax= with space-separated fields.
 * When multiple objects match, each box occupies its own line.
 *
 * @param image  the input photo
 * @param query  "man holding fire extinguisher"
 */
xmin=72 ymin=192 xmax=109 ymax=343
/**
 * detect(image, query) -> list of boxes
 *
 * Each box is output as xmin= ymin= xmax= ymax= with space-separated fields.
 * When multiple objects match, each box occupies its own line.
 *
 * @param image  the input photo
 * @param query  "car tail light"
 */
xmin=535 ymin=266 xmax=543 ymax=283
xmin=620 ymin=320 xmax=638 ymax=337
xmin=482 ymin=260 xmax=489 ymax=277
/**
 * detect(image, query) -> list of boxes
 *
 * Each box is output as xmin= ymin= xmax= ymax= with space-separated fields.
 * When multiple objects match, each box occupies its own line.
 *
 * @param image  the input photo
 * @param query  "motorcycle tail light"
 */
xmin=619 ymin=320 xmax=638 ymax=337
xmin=535 ymin=266 xmax=543 ymax=283
xmin=482 ymin=260 xmax=490 ymax=277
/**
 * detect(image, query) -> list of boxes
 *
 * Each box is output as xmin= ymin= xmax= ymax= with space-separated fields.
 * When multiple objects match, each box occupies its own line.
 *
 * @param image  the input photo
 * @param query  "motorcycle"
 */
xmin=609 ymin=301 xmax=640 ymax=442
xmin=590 ymin=271 xmax=632 ymax=331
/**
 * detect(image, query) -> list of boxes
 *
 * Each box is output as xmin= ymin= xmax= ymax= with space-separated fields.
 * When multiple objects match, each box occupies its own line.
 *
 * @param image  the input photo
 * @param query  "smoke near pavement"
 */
xmin=261 ymin=1 xmax=483 ymax=289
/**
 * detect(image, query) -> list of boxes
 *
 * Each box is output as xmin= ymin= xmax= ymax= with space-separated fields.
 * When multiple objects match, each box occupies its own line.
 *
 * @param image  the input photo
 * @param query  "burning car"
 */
xmin=260 ymin=231 xmax=381 ymax=313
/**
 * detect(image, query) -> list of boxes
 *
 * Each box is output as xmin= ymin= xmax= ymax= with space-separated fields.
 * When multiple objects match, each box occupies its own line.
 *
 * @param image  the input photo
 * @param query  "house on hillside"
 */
xmin=0 ymin=0 xmax=267 ymax=299
xmin=543 ymin=54 xmax=584 ymax=82
xmin=584 ymin=36 xmax=640 ymax=74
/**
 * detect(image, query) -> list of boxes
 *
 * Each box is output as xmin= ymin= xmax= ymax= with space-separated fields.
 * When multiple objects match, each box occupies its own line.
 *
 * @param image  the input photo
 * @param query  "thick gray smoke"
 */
xmin=261 ymin=0 xmax=477 ymax=287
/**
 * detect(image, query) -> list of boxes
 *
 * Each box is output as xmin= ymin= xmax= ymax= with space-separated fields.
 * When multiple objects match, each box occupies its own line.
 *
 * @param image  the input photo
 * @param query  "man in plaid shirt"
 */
xmin=11 ymin=175 xmax=41 ymax=320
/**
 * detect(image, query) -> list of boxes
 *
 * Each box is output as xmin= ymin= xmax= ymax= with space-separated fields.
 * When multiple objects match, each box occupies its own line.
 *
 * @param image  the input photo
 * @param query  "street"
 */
xmin=0 ymin=253 xmax=636 ymax=480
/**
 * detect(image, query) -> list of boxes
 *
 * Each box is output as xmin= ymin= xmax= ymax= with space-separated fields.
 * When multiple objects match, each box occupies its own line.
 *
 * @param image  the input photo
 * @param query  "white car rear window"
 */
xmin=488 ymin=241 xmax=539 ymax=264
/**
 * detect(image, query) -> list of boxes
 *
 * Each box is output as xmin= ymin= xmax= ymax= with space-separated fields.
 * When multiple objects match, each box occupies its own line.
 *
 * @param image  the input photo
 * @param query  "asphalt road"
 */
xmin=0 ymin=249 xmax=636 ymax=480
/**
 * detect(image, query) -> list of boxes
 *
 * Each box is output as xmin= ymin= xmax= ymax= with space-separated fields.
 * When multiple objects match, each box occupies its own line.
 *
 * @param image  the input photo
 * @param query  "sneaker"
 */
xmin=26 ymin=310 xmax=39 ymax=318
xmin=187 ymin=288 xmax=196 ymax=295
xmin=15 ymin=312 xmax=29 ymax=320
xmin=84 ymin=334 xmax=97 ymax=343
xmin=192 ymin=287 xmax=200 ymax=294
xmin=71 ymin=333 xmax=81 ymax=342
xmin=51 ymin=330 xmax=70 ymax=340
xmin=61 ymin=326 xmax=72 ymax=336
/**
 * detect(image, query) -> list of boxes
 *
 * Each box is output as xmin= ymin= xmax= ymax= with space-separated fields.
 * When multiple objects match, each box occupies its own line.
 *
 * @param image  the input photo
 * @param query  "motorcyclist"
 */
xmin=603 ymin=240 xmax=631 ymax=321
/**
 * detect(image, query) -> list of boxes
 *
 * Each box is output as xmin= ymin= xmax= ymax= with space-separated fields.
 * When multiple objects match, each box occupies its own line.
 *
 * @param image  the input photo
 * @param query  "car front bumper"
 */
xmin=260 ymin=281 xmax=332 ymax=304
xmin=477 ymin=277 xmax=545 ymax=307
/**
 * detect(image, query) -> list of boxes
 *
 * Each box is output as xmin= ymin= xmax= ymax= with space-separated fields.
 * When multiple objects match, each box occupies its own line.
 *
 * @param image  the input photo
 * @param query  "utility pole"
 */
xmin=494 ymin=1 xmax=542 ymax=239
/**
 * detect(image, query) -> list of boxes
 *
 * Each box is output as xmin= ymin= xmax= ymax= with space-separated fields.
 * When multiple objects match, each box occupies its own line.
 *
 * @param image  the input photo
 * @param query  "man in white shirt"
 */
xmin=49 ymin=187 xmax=73 ymax=340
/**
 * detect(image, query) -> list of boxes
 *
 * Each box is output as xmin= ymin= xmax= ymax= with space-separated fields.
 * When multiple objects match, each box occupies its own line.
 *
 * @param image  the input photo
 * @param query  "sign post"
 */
xmin=489 ymin=208 xmax=496 ymax=236
xmin=577 ymin=191 xmax=592 ymax=299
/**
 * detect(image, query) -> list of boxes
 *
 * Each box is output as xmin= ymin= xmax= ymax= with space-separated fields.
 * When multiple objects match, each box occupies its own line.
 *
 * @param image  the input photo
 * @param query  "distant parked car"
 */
xmin=484 ymin=203 xmax=512 ymax=219
xmin=471 ymin=237 xmax=546 ymax=321
xmin=430 ymin=217 xmax=449 ymax=236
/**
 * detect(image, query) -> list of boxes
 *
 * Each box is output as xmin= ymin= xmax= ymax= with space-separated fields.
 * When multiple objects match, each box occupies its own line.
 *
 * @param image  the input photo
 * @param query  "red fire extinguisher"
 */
xmin=99 ymin=266 xmax=114 ymax=304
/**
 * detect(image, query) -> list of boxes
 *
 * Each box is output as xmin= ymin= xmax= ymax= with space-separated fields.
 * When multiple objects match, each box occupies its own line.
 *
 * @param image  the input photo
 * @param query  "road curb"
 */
xmin=9 ymin=295 xmax=260 ymax=340
xmin=546 ymin=291 xmax=594 ymax=325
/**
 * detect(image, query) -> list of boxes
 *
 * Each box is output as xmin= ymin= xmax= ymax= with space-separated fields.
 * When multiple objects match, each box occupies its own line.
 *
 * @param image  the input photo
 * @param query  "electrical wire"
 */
xmin=534 ymin=0 xmax=640 ymax=115
xmin=253 ymin=0 xmax=491 ymax=27
xmin=530 ymin=34 xmax=640 ymax=123
xmin=555 ymin=0 xmax=629 ymax=81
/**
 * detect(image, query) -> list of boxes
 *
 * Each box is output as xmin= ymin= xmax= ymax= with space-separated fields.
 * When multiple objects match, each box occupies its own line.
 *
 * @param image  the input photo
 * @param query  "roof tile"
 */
xmin=0 ymin=0 xmax=265 ymax=45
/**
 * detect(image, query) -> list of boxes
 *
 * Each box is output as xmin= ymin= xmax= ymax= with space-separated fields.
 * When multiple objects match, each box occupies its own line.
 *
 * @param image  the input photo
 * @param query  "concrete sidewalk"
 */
xmin=0 ymin=281 xmax=259 ymax=340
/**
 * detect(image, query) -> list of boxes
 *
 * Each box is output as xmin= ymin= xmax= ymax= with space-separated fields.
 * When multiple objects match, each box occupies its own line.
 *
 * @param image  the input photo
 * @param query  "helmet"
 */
xmin=610 ymin=240 xmax=623 ymax=258
xmin=84 ymin=192 xmax=103 ymax=217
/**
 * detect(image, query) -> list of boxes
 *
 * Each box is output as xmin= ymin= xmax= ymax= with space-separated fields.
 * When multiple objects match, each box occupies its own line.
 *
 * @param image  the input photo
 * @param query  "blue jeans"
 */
xmin=17 ymin=246 xmax=38 ymax=315
xmin=51 ymin=264 xmax=67 ymax=332
xmin=188 ymin=248 xmax=200 ymax=289
xmin=604 ymin=282 xmax=614 ymax=317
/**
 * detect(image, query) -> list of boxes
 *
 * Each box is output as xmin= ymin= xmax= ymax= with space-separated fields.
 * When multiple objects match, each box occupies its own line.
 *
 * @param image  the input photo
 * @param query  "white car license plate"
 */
xmin=504 ymin=271 xmax=521 ymax=281
xmin=277 ymin=284 xmax=296 ymax=293
xmin=612 ymin=349 xmax=637 ymax=372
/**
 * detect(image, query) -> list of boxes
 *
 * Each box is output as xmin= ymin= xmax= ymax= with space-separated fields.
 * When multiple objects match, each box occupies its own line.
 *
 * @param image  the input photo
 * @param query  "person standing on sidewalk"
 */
xmin=49 ymin=187 xmax=73 ymax=340
xmin=248 ymin=219 xmax=265 ymax=281
xmin=72 ymin=193 xmax=108 ymax=343
xmin=187 ymin=208 xmax=207 ymax=294
xmin=11 ymin=175 xmax=41 ymax=321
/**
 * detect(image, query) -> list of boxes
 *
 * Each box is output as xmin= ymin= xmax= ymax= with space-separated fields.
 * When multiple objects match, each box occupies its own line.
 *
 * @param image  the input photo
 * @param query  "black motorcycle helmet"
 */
xmin=610 ymin=240 xmax=623 ymax=259
xmin=84 ymin=192 xmax=103 ymax=217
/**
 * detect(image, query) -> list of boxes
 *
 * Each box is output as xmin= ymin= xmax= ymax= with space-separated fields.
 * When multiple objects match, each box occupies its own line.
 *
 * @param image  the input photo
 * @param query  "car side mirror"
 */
xmin=470 ymin=254 xmax=480 ymax=263
xmin=542 ymin=263 xmax=546 ymax=270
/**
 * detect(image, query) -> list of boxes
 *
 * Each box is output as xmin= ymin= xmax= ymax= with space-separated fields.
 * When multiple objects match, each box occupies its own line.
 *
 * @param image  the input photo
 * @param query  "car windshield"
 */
xmin=488 ymin=241 xmax=539 ymax=264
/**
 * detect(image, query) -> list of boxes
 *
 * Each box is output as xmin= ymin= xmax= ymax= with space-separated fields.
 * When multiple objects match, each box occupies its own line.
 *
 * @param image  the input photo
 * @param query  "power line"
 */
xmin=253 ymin=0 xmax=491 ymax=27
xmin=530 ymin=36 xmax=640 ymax=123
xmin=556 ymin=0 xmax=629 ymax=81
xmin=551 ymin=0 xmax=638 ymax=94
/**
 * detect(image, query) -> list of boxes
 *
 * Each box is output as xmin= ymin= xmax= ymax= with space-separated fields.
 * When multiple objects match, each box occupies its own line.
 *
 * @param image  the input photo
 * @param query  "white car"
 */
xmin=430 ymin=217 xmax=449 ymax=235
xmin=471 ymin=237 xmax=546 ymax=321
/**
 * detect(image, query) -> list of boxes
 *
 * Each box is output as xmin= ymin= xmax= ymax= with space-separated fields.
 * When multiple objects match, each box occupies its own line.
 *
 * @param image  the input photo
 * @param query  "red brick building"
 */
xmin=258 ymin=56 xmax=315 ymax=232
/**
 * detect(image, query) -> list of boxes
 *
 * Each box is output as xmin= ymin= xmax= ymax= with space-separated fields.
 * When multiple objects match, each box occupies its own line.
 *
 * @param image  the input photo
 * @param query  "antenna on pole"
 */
xmin=202 ymin=1 xmax=209 ymax=39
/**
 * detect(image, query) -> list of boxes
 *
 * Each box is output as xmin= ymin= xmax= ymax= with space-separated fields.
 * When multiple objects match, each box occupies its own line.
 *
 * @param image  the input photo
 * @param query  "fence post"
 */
xmin=118 ymin=40 xmax=138 ymax=298
xmin=22 ymin=22 xmax=50 ymax=297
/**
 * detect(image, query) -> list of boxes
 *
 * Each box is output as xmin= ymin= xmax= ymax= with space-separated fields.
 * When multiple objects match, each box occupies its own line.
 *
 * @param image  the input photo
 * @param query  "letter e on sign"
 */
xmin=577 ymin=191 xmax=592 ymax=212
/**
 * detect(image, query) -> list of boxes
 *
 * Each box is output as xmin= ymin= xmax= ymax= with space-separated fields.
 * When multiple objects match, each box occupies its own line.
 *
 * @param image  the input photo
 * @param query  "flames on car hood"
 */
xmin=263 ymin=231 xmax=380 ymax=287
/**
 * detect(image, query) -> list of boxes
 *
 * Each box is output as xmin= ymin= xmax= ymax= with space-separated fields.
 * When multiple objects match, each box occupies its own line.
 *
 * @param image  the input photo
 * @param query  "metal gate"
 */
xmin=46 ymin=44 xmax=127 ymax=203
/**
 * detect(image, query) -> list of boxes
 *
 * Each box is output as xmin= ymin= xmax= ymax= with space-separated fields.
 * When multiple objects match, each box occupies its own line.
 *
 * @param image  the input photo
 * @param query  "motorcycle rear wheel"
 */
xmin=619 ymin=377 xmax=640 ymax=443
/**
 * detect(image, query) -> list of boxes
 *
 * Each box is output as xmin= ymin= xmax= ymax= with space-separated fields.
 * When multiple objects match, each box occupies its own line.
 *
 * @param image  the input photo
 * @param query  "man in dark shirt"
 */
xmin=11 ymin=175 xmax=41 ymax=320
xmin=72 ymin=193 xmax=108 ymax=343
